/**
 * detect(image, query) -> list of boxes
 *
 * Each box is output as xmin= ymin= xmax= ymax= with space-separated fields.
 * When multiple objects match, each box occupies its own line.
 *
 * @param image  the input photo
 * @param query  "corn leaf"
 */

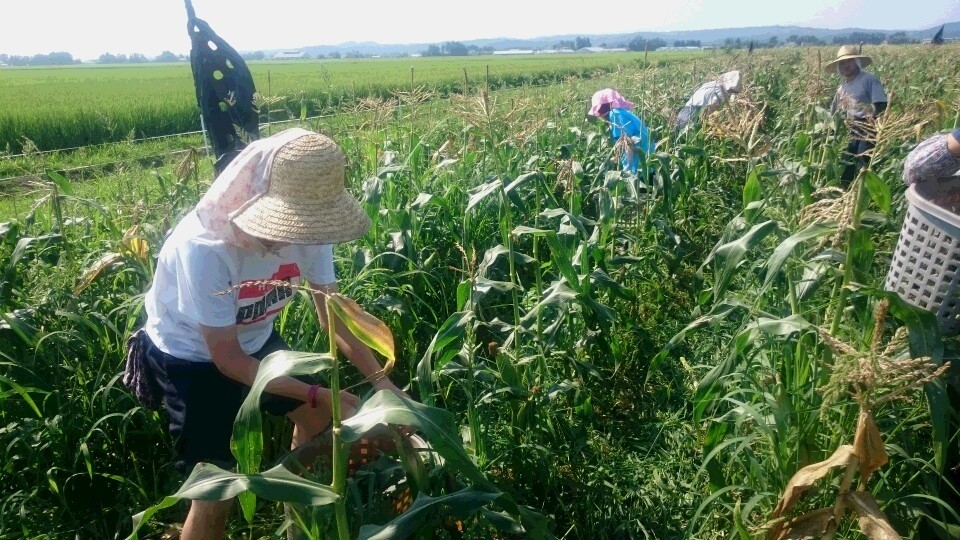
xmin=359 ymin=487 xmax=501 ymax=540
xmin=232 ymin=351 xmax=334 ymax=477
xmin=772 ymin=445 xmax=857 ymax=518
xmin=713 ymin=220 xmax=778 ymax=300
xmin=128 ymin=463 xmax=337 ymax=539
xmin=327 ymin=292 xmax=396 ymax=374
xmin=416 ymin=311 xmax=473 ymax=405
xmin=864 ymin=170 xmax=891 ymax=213
xmin=75 ymin=252 xmax=124 ymax=295
xmin=853 ymin=409 xmax=888 ymax=484
xmin=844 ymin=491 xmax=902 ymax=539
xmin=761 ymin=222 xmax=836 ymax=292
xmin=771 ymin=507 xmax=835 ymax=540
xmin=342 ymin=390 xmax=497 ymax=492
xmin=46 ymin=169 xmax=74 ymax=196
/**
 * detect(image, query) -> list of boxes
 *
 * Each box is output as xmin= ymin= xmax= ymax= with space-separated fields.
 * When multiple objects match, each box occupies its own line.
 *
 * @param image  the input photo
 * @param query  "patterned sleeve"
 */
xmin=903 ymin=133 xmax=960 ymax=186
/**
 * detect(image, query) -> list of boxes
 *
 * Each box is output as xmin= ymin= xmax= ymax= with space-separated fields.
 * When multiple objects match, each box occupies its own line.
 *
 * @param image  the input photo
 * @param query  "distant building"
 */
xmin=584 ymin=47 xmax=627 ymax=52
xmin=493 ymin=49 xmax=535 ymax=55
xmin=655 ymin=46 xmax=704 ymax=52
xmin=272 ymin=50 xmax=307 ymax=60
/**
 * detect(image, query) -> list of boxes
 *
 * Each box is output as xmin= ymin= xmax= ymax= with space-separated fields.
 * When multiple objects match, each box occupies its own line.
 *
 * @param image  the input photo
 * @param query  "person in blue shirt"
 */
xmin=589 ymin=88 xmax=656 ymax=175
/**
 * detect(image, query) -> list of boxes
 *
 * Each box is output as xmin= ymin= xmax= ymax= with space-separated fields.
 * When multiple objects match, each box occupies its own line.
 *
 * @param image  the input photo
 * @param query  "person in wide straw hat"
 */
xmin=127 ymin=128 xmax=409 ymax=538
xmin=826 ymin=45 xmax=888 ymax=187
xmin=674 ymin=70 xmax=743 ymax=133
xmin=587 ymin=88 xmax=657 ymax=175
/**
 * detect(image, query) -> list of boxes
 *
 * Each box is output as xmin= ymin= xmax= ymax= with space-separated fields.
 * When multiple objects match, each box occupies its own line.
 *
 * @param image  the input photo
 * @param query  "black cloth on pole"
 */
xmin=185 ymin=0 xmax=260 ymax=176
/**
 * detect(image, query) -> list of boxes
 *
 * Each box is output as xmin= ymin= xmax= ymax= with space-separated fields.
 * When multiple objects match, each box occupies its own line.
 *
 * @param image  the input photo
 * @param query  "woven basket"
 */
xmin=885 ymin=182 xmax=960 ymax=336
xmin=282 ymin=424 xmax=442 ymax=514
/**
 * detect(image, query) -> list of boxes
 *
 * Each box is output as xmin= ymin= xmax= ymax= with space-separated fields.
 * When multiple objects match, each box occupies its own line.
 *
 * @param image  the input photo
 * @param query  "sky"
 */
xmin=3 ymin=0 xmax=960 ymax=60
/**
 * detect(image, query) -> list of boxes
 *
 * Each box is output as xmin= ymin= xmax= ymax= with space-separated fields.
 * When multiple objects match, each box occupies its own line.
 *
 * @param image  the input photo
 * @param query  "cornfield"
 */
xmin=0 ymin=44 xmax=959 ymax=539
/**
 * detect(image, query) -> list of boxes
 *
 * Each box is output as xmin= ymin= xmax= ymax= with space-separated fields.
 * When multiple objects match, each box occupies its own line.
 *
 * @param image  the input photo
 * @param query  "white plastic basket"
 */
xmin=885 ymin=184 xmax=960 ymax=336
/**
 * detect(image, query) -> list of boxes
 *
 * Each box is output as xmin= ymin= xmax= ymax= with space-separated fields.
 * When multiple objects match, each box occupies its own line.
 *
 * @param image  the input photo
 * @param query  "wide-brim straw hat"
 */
xmin=823 ymin=45 xmax=872 ymax=73
xmin=232 ymin=132 xmax=371 ymax=244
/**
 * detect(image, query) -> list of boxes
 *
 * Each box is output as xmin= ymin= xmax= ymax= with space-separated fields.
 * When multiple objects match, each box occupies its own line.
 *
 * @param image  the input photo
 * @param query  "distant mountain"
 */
xmin=262 ymin=22 xmax=960 ymax=58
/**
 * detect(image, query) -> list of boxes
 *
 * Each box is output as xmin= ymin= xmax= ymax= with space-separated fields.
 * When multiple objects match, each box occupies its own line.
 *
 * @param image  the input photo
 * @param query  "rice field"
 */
xmin=0 ymin=51 xmax=702 ymax=155
xmin=0 ymin=44 xmax=959 ymax=539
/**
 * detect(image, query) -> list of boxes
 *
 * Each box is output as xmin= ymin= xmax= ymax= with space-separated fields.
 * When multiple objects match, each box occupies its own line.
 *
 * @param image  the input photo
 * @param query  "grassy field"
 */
xmin=1 ymin=45 xmax=959 ymax=539
xmin=0 ymin=51 xmax=706 ymax=156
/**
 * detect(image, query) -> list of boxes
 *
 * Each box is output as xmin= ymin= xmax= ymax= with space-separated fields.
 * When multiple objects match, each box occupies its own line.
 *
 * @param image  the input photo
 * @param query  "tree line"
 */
xmin=1 ymin=29 xmax=930 ymax=67
xmin=723 ymin=31 xmax=921 ymax=49
xmin=416 ymin=36 xmax=698 ymax=56
xmin=0 ymin=51 xmax=186 ymax=66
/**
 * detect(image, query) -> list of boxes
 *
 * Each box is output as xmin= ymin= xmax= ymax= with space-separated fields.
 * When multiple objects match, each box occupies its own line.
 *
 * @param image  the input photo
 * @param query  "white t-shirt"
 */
xmin=144 ymin=211 xmax=336 ymax=361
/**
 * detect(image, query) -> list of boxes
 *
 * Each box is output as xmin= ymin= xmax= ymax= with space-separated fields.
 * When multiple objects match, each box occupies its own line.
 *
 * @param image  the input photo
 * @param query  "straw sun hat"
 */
xmin=823 ymin=45 xmax=872 ymax=73
xmin=231 ymin=132 xmax=371 ymax=244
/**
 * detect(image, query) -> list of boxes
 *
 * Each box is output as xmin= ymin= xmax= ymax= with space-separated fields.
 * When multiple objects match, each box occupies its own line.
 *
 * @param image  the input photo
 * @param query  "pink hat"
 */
xmin=589 ymin=88 xmax=635 ymax=117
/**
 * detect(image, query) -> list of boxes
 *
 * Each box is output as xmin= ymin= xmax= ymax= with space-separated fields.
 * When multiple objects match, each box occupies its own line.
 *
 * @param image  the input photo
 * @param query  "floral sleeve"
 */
xmin=903 ymin=133 xmax=960 ymax=186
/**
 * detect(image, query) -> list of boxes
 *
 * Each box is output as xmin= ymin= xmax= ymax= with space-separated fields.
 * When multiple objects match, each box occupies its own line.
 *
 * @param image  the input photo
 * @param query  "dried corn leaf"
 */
xmin=772 ymin=445 xmax=857 ymax=518
xmin=853 ymin=409 xmax=888 ymax=484
xmin=327 ymin=293 xmax=395 ymax=380
xmin=74 ymin=252 xmax=124 ymax=295
xmin=769 ymin=507 xmax=835 ymax=540
xmin=844 ymin=491 xmax=901 ymax=539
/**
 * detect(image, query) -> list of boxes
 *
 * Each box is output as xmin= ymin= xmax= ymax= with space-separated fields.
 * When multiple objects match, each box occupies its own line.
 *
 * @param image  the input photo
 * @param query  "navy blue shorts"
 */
xmin=146 ymin=331 xmax=309 ymax=475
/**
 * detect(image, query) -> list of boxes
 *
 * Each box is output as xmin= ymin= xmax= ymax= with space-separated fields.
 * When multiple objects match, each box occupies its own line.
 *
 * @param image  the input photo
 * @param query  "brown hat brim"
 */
xmin=232 ymin=190 xmax=371 ymax=245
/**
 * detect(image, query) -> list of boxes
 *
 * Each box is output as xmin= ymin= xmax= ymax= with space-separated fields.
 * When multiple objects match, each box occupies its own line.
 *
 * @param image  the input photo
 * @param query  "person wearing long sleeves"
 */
xmin=588 ymin=88 xmax=656 ymax=175
xmin=675 ymin=70 xmax=742 ymax=133
xmin=902 ymin=128 xmax=960 ymax=203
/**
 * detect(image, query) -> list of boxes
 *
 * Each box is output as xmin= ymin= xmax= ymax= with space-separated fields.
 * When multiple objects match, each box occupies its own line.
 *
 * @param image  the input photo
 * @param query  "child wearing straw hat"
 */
xmin=588 ymin=88 xmax=657 ymax=175
xmin=825 ymin=45 xmax=888 ymax=187
xmin=128 ymin=128 xmax=408 ymax=538
xmin=674 ymin=70 xmax=742 ymax=133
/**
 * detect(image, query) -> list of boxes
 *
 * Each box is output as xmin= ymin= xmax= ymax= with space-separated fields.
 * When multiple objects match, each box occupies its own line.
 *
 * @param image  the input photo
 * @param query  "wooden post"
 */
xmin=463 ymin=67 xmax=469 ymax=94
xmin=643 ymin=41 xmax=648 ymax=68
xmin=486 ymin=64 xmax=490 ymax=91
xmin=410 ymin=66 xmax=414 ymax=89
